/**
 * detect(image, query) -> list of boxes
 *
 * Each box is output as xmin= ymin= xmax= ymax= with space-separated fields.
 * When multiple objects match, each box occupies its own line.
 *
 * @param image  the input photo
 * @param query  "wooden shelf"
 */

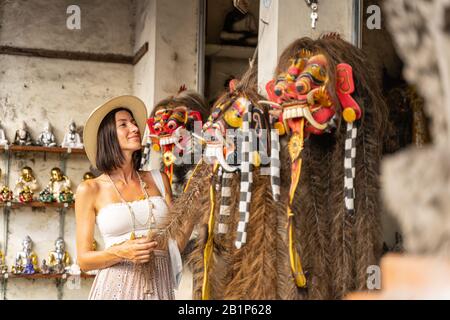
xmin=4 ymin=273 xmax=95 ymax=280
xmin=0 ymin=145 xmax=86 ymax=155
xmin=0 ymin=42 xmax=148 ymax=66
xmin=205 ymin=43 xmax=256 ymax=59
xmin=0 ymin=201 xmax=74 ymax=209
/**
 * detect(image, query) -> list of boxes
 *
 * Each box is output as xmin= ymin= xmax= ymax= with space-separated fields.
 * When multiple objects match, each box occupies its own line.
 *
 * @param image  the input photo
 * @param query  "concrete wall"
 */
xmin=258 ymin=0 xmax=356 ymax=92
xmin=0 ymin=0 xmax=135 ymax=300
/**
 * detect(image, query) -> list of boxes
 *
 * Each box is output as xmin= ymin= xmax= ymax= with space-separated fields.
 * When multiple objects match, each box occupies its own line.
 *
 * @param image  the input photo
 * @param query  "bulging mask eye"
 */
xmin=274 ymin=82 xmax=287 ymax=97
xmin=167 ymin=120 xmax=178 ymax=131
xmin=154 ymin=123 xmax=162 ymax=132
xmin=296 ymin=77 xmax=311 ymax=95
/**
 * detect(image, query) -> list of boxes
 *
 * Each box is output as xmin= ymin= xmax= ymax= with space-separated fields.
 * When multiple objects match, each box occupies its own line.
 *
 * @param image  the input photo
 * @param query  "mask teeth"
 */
xmin=159 ymin=136 xmax=179 ymax=146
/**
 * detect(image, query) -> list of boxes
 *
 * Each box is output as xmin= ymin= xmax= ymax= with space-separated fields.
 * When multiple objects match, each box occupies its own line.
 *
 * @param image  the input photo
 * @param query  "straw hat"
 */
xmin=83 ymin=95 xmax=148 ymax=168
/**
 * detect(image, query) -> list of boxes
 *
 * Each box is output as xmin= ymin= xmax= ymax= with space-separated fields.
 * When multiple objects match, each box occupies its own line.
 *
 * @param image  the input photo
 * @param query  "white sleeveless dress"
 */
xmin=88 ymin=170 xmax=182 ymax=300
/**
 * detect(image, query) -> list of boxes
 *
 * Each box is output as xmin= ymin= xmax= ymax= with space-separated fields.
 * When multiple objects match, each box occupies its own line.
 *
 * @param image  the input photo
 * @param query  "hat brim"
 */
xmin=83 ymin=95 xmax=148 ymax=169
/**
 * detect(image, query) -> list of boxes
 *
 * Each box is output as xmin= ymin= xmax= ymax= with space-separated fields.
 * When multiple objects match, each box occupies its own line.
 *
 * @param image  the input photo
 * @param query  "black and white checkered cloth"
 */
xmin=235 ymin=103 xmax=253 ymax=249
xmin=270 ymin=128 xmax=281 ymax=202
xmin=344 ymin=122 xmax=357 ymax=216
xmin=218 ymin=170 xmax=233 ymax=234
xmin=140 ymin=141 xmax=152 ymax=171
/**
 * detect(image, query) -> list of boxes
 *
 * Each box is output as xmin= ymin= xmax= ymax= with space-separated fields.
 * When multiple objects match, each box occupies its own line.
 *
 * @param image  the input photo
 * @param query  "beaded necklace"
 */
xmin=107 ymin=172 xmax=156 ymax=240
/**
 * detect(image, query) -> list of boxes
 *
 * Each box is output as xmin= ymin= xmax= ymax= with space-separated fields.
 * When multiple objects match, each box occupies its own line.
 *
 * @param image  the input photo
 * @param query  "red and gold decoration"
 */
xmin=144 ymin=105 xmax=203 ymax=185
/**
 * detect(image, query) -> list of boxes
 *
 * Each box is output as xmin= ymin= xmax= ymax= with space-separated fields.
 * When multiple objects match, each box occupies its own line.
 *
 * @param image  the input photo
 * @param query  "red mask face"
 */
xmin=147 ymin=106 xmax=202 ymax=172
xmin=266 ymin=52 xmax=336 ymax=136
xmin=147 ymin=106 xmax=202 ymax=151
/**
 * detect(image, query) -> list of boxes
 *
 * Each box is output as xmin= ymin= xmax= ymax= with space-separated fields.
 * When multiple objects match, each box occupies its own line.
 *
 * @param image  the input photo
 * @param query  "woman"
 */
xmin=76 ymin=95 xmax=193 ymax=300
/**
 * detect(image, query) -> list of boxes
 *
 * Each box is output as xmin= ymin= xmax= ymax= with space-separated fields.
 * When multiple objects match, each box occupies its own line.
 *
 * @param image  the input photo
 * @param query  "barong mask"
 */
xmin=191 ymin=81 xmax=272 ymax=300
xmin=264 ymin=48 xmax=363 ymax=288
xmin=146 ymin=106 xmax=202 ymax=183
xmin=198 ymin=84 xmax=270 ymax=249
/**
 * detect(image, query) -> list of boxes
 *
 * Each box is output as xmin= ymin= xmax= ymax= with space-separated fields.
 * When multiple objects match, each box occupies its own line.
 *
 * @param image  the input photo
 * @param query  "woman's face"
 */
xmin=115 ymin=110 xmax=141 ymax=152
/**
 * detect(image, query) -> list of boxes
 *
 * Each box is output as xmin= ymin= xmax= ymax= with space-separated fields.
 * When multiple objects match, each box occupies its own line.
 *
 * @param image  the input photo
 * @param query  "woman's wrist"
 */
xmin=105 ymin=245 xmax=125 ymax=263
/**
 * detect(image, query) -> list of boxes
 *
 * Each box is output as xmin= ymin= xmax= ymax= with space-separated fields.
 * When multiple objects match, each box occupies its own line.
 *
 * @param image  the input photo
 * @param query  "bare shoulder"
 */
xmin=76 ymin=176 xmax=101 ymax=198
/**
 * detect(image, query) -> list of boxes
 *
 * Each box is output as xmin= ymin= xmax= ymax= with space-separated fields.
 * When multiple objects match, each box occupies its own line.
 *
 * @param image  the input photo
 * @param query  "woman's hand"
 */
xmin=108 ymin=238 xmax=158 ymax=264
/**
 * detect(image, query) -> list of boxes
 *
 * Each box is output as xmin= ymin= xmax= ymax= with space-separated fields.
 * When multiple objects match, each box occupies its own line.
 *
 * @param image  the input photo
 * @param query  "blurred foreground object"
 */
xmin=347 ymin=254 xmax=450 ymax=300
xmin=348 ymin=0 xmax=450 ymax=300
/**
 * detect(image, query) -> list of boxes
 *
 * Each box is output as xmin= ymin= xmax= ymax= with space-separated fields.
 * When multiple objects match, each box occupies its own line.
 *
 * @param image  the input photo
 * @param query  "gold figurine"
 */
xmin=47 ymin=237 xmax=71 ymax=274
xmin=47 ymin=168 xmax=71 ymax=200
xmin=82 ymin=172 xmax=95 ymax=181
xmin=58 ymin=186 xmax=74 ymax=204
xmin=14 ymin=166 xmax=39 ymax=203
xmin=19 ymin=185 xmax=33 ymax=203
xmin=0 ymin=168 xmax=13 ymax=203
xmin=0 ymin=244 xmax=7 ymax=274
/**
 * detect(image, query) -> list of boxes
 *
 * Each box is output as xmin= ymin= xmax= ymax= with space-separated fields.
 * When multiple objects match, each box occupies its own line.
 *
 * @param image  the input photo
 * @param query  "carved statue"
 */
xmin=13 ymin=121 xmax=33 ymax=146
xmin=40 ymin=259 xmax=50 ymax=274
xmin=0 ymin=244 xmax=7 ymax=274
xmin=0 ymin=169 xmax=13 ymax=203
xmin=11 ymin=236 xmax=39 ymax=274
xmin=38 ymin=187 xmax=54 ymax=203
xmin=46 ymin=167 xmax=71 ymax=200
xmin=58 ymin=186 xmax=74 ymax=204
xmin=14 ymin=166 xmax=39 ymax=202
xmin=11 ymin=257 xmax=24 ymax=274
xmin=18 ymin=185 xmax=33 ymax=203
xmin=61 ymin=120 xmax=83 ymax=149
xmin=36 ymin=122 xmax=57 ymax=147
xmin=0 ymin=120 xmax=9 ymax=147
xmin=47 ymin=237 xmax=71 ymax=274
xmin=82 ymin=172 xmax=95 ymax=182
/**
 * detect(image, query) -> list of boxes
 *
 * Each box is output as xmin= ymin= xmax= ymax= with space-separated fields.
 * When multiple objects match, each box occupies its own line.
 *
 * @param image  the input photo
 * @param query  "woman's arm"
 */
xmin=75 ymin=181 xmax=157 ymax=272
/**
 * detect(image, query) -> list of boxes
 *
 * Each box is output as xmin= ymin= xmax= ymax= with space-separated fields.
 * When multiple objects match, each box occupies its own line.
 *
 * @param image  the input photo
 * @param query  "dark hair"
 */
xmin=96 ymin=108 xmax=142 ymax=173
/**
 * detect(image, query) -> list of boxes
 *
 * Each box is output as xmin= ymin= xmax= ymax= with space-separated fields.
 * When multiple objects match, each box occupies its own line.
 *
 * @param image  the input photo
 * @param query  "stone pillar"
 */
xmin=257 ymin=0 xmax=358 ymax=93
xmin=133 ymin=0 xmax=199 ymax=110
xmin=133 ymin=0 xmax=199 ymax=171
